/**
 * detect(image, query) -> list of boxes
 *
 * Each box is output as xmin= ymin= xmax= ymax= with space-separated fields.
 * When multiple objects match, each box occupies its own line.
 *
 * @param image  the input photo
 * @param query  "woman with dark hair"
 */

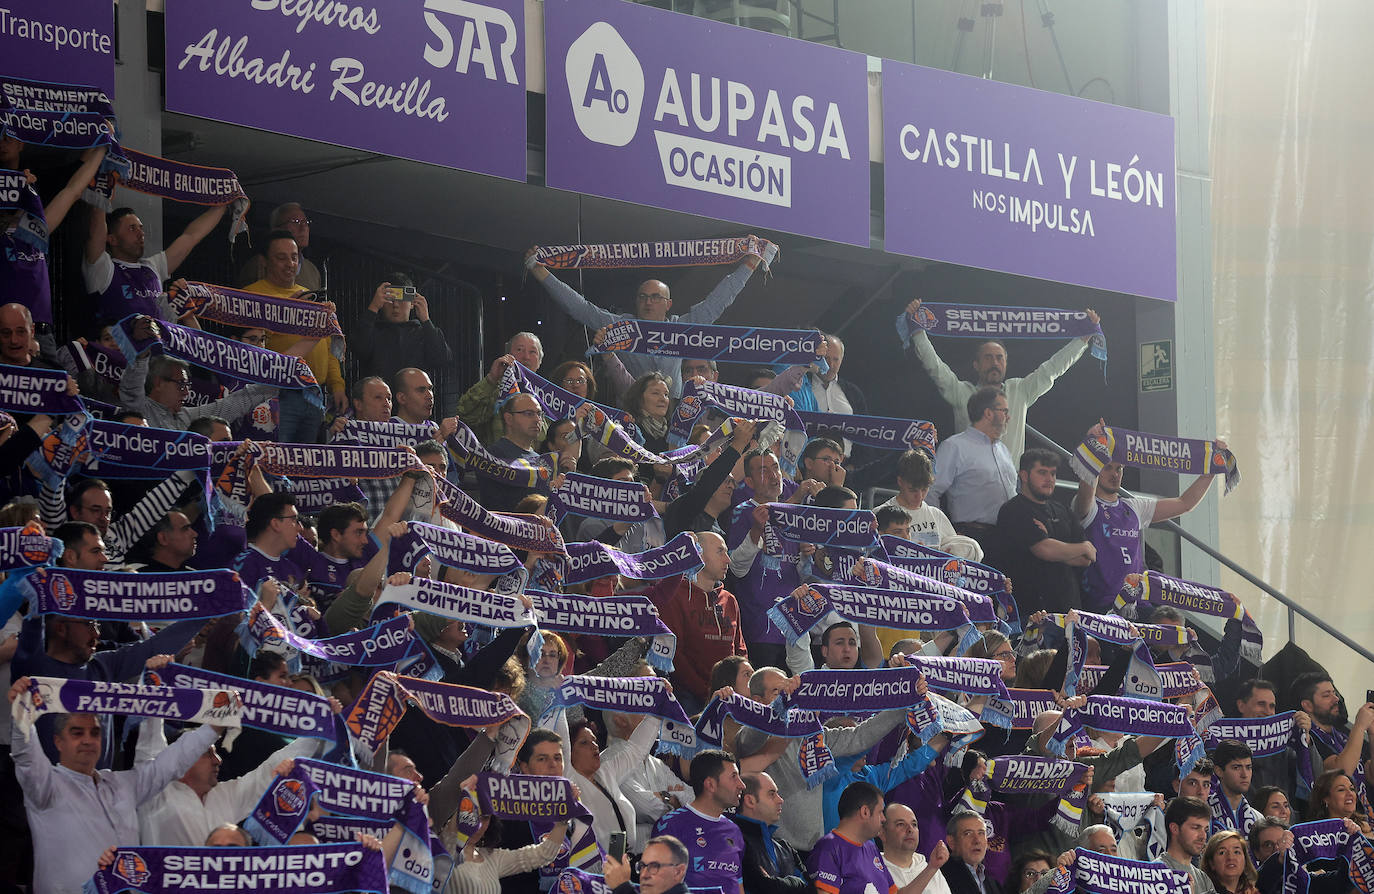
xmin=564 ymin=713 xmax=662 ymax=857
xmin=549 ymin=360 xmax=598 ymax=401
xmin=1010 ymin=851 xmax=1056 ymax=894
xmin=539 ymin=418 xmax=583 ymax=474
xmin=445 ymin=801 xmax=569 ymax=894
xmin=621 ymin=372 xmax=673 ymax=454
xmin=1249 ymin=785 xmax=1291 ymax=824
xmin=1308 ymin=769 xmax=1373 ymax=833
xmin=1201 ymin=830 xmax=1260 ymax=894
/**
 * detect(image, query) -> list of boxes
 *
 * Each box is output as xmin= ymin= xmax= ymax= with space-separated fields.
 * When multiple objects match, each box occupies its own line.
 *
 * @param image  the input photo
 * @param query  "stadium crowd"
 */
xmin=1 ymin=124 xmax=1370 ymax=894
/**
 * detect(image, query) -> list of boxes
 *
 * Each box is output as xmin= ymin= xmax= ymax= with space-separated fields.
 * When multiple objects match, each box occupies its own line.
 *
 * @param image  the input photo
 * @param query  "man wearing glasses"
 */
xmin=603 ymin=835 xmax=692 ymax=894
xmin=480 ymin=392 xmax=548 ymax=512
xmin=118 ymin=317 xmax=277 ymax=431
xmin=927 ymin=387 xmax=1019 ymax=557
xmin=230 ymin=492 xmax=306 ymax=590
xmin=236 ymin=202 xmax=322 ymax=291
xmin=526 ymin=245 xmax=773 ymax=397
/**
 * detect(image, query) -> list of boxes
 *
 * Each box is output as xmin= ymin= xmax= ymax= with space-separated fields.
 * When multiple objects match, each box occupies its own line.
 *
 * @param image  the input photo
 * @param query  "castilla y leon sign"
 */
xmin=544 ymin=0 xmax=870 ymax=247
xmin=883 ymin=61 xmax=1177 ymax=302
xmin=163 ymin=0 xmax=526 ymax=180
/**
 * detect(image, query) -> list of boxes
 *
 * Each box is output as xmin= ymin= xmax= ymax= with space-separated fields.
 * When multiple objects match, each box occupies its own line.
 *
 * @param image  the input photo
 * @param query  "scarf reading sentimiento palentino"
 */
xmin=244 ymin=763 xmax=439 ymax=894
xmin=767 ymin=582 xmax=980 ymax=653
xmin=670 ymin=379 xmax=805 ymax=440
xmin=897 ymin=301 xmax=1107 ymax=359
xmin=695 ymin=691 xmax=835 ymax=787
xmin=797 ymin=410 xmax=940 ymax=454
xmin=530 ymin=235 xmax=776 ymax=270
xmin=432 ymin=474 xmax=567 ymax=555
xmin=82 ymin=844 xmax=389 ymax=894
xmin=373 ymin=578 xmax=537 ymax=629
xmin=0 ymin=364 xmax=85 ymax=415
xmin=170 ymin=281 xmax=341 ymax=337
xmin=331 ymin=417 xmax=437 ymax=448
xmin=843 ymin=556 xmax=999 ymax=625
xmin=548 ymin=472 xmax=658 ymax=524
xmin=112 ymin=316 xmax=323 ymax=409
xmin=343 ymin=673 xmax=528 ymax=766
xmin=1069 ymin=424 xmax=1239 ymax=494
xmin=590 ymin=319 xmax=822 ymax=365
xmin=85 ymin=150 xmax=250 ymax=242
xmin=1122 ymin=570 xmax=1263 ymax=664
xmin=764 ymin=502 xmax=878 ymax=550
xmin=13 ymin=677 xmax=242 ymax=741
xmin=145 ymin=663 xmax=335 ymax=742
xmin=527 ymin=589 xmax=677 ymax=672
xmin=283 ymin=476 xmax=367 ymax=516
xmin=23 ymin=566 xmax=251 ymax=621
xmin=878 ymin=536 xmax=1019 ymax=629
xmin=387 ymin=522 xmax=521 ymax=576
xmin=549 ymin=675 xmax=695 ymax=754
xmin=1046 ymin=849 xmax=1187 ymax=894
xmin=561 ymin=533 xmax=705 ymax=585
xmin=1204 ymin=712 xmax=1299 ymax=756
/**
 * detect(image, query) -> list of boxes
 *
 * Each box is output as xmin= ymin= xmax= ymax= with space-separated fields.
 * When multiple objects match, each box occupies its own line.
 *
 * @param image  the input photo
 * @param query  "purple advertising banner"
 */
xmin=164 ymin=0 xmax=526 ymax=181
xmin=0 ymin=0 xmax=115 ymax=98
xmin=883 ymin=61 xmax=1177 ymax=302
xmin=544 ymin=0 xmax=870 ymax=246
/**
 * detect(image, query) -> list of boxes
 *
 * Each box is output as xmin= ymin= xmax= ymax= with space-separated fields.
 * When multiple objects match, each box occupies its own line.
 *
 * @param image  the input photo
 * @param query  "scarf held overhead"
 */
xmin=530 ymin=235 xmax=776 ymax=270
xmin=1069 ymin=424 xmax=1239 ymax=494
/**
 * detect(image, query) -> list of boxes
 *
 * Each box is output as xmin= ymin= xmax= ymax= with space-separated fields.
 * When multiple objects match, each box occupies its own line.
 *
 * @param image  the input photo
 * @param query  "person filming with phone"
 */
xmin=354 ymin=272 xmax=454 ymax=386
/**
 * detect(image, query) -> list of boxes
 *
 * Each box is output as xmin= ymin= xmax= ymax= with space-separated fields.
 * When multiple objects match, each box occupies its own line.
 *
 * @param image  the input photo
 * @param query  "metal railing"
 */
xmin=1025 ymin=424 xmax=1374 ymax=666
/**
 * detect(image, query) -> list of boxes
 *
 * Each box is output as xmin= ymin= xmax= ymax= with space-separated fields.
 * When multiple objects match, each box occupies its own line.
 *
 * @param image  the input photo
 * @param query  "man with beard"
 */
xmin=995 ymin=449 xmax=1094 ymax=620
xmin=1292 ymin=672 xmax=1374 ymax=778
xmin=1071 ymin=420 xmax=1226 ymax=612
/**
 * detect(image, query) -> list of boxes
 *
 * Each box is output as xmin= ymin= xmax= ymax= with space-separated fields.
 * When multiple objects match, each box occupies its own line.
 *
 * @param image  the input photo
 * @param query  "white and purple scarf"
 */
xmin=1070 ymin=424 xmax=1239 ymax=494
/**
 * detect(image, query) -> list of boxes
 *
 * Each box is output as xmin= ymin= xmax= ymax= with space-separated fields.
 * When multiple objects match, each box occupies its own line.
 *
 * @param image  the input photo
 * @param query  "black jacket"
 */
xmin=350 ymin=312 xmax=453 ymax=384
xmin=732 ymin=814 xmax=809 ymax=894
xmin=941 ymin=860 xmax=1005 ymax=894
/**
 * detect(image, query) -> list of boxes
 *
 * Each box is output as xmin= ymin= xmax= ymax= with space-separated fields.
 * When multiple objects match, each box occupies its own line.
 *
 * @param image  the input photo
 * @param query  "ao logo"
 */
xmin=566 ymin=22 xmax=644 ymax=147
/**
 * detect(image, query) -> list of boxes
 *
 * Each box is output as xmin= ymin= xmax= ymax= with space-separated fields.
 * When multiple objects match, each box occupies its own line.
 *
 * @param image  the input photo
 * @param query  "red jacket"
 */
xmin=646 ymin=574 xmax=748 ymax=702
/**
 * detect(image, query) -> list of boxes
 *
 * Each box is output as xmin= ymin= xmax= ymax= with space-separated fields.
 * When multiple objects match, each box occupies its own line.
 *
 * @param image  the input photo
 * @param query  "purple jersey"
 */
xmin=86 ymin=253 xmax=167 ymax=324
xmin=231 ymin=544 xmax=305 ymax=590
xmin=1081 ymin=496 xmax=1156 ymax=612
xmin=287 ymin=535 xmax=377 ymax=607
xmin=653 ymin=806 xmax=743 ymax=893
xmin=1 ymin=182 xmax=52 ymax=323
xmin=727 ymin=500 xmax=801 ymax=646
xmin=807 ymin=831 xmax=896 ymax=894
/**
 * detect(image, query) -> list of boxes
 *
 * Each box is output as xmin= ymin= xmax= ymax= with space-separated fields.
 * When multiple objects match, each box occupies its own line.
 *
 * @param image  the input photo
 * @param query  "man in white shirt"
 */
xmin=882 ymin=802 xmax=952 ymax=894
xmin=927 ymin=388 xmax=1017 ymax=555
xmin=84 ymin=204 xmax=225 ymax=326
xmin=901 ymin=299 xmax=1098 ymax=463
xmin=875 ymin=449 xmax=958 ymax=550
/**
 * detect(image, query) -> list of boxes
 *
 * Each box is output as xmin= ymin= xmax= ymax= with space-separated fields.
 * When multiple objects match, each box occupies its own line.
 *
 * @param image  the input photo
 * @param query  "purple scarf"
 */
xmin=798 ymin=410 xmax=939 ymax=454
xmin=145 ymin=663 xmax=335 ymax=742
xmin=767 ymin=582 xmax=979 ymax=651
xmin=373 ymin=578 xmax=537 ymax=629
xmin=0 ymin=364 xmax=84 ymax=414
xmin=0 ymin=168 xmax=50 ymax=254
xmin=82 ymin=844 xmax=388 ymax=894
xmin=844 ymin=556 xmax=998 ymax=625
xmin=1046 ymin=849 xmax=1186 ymax=894
xmin=472 ymin=772 xmax=593 ymax=823
xmin=1049 ymin=694 xmax=1204 ymax=774
xmin=242 ymin=602 xmax=422 ymax=670
xmin=499 ymin=361 xmax=639 ymax=432
xmin=590 ymin=319 xmax=821 ymax=364
xmin=561 ymin=533 xmax=704 ymax=585
xmin=253 ymin=441 xmax=427 ymax=479
xmin=878 ymin=536 xmax=1019 ymax=630
xmin=1128 ymin=571 xmax=1263 ymax=664
xmin=445 ymin=423 xmax=555 ymax=489
xmin=1070 ymin=424 xmax=1239 ymax=494
xmin=331 ymin=417 xmax=437 ymax=447
xmin=24 ymin=566 xmax=250 ymax=621
xmin=985 ymin=688 xmax=1059 ymax=730
xmin=528 ymin=589 xmax=677 ymax=671
xmin=549 ymin=472 xmax=659 ymax=523
xmin=432 ymin=475 xmax=567 ymax=555
xmin=764 ymin=502 xmax=878 ymax=549
xmin=282 ymin=476 xmax=367 ymax=515
xmin=550 ymin=675 xmax=695 ymax=754
xmin=695 ymin=691 xmax=834 ymax=787
xmin=1204 ymin=712 xmax=1298 ymax=757
xmin=13 ymin=676 xmax=242 ymax=741
xmin=86 ymin=151 xmax=249 ymax=242
xmin=671 ymin=379 xmax=805 ymax=440
xmin=0 ymin=522 xmax=60 ymax=570
xmin=531 ymin=236 xmax=775 ymax=270
xmin=170 ymin=281 xmax=340 ymax=337
xmin=112 ymin=317 xmax=323 ymax=409
xmin=894 ymin=656 xmax=1011 ymax=700
xmin=897 ymin=302 xmax=1106 ymax=362
xmin=344 ymin=673 xmax=528 ymax=767
xmin=1284 ymin=819 xmax=1374 ymax=894
xmin=981 ymin=755 xmax=1091 ymax=836
xmin=387 ymin=522 xmax=521 ymax=576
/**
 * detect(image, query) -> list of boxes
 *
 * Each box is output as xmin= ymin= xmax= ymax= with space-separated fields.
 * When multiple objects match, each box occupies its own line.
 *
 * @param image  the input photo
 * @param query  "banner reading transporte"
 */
xmin=883 ymin=60 xmax=1177 ymax=302
xmin=544 ymin=0 xmax=870 ymax=246
xmin=0 ymin=1 xmax=115 ymax=97
xmin=163 ymin=0 xmax=526 ymax=180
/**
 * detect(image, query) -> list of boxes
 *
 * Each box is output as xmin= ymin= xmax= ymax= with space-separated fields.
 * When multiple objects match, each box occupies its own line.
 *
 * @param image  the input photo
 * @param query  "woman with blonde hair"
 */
xmin=1201 ymin=830 xmax=1259 ymax=894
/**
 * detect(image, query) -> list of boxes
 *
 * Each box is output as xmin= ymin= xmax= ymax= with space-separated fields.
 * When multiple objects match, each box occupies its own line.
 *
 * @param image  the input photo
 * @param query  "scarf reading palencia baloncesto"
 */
xmin=529 ymin=235 xmax=776 ymax=270
xmin=1069 ymin=423 xmax=1239 ymax=494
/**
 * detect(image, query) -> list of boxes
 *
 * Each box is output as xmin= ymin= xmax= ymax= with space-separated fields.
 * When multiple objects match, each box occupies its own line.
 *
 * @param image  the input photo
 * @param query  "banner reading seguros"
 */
xmin=544 ymin=0 xmax=869 ymax=247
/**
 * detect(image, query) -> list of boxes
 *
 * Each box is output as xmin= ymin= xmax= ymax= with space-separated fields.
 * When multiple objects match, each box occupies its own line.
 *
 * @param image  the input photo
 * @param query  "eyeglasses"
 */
xmin=163 ymin=378 xmax=192 ymax=391
xmin=283 ymin=217 xmax=312 ymax=226
xmin=79 ymin=504 xmax=113 ymax=518
xmin=562 ymin=377 xmax=588 ymax=386
xmin=509 ymin=409 xmax=542 ymax=418
xmin=276 ymin=514 xmax=302 ymax=524
xmin=640 ymin=862 xmax=683 ymax=874
xmin=993 ymin=649 xmax=1016 ymax=661
xmin=636 ymin=293 xmax=669 ymax=303
xmin=1023 ymin=868 xmax=1050 ymax=879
